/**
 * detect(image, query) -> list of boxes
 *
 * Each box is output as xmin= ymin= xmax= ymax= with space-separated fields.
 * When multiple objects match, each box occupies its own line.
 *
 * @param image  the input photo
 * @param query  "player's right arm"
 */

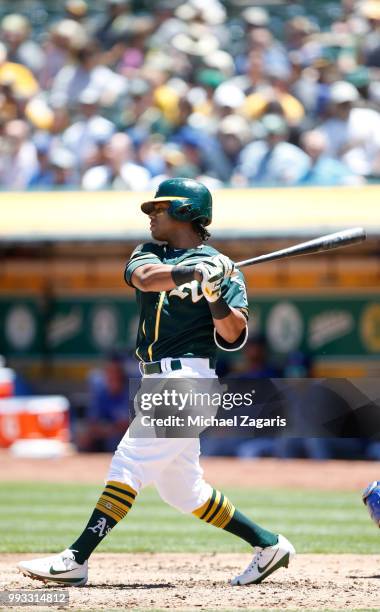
xmin=125 ymin=243 xmax=201 ymax=292
xmin=131 ymin=264 xmax=176 ymax=291
xmin=132 ymin=265 xmax=203 ymax=292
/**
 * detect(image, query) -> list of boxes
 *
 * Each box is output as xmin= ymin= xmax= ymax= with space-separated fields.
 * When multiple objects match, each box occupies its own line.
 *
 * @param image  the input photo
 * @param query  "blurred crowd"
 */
xmin=1 ymin=0 xmax=380 ymax=190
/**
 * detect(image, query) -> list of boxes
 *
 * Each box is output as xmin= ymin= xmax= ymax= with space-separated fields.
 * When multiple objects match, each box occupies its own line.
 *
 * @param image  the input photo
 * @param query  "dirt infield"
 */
xmin=1 ymin=453 xmax=379 ymax=610
xmin=0 ymin=451 xmax=378 ymax=491
xmin=3 ymin=552 xmax=380 ymax=610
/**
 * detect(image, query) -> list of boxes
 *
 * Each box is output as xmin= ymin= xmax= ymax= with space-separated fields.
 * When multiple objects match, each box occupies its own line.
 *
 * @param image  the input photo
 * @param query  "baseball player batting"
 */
xmin=18 ymin=178 xmax=295 ymax=586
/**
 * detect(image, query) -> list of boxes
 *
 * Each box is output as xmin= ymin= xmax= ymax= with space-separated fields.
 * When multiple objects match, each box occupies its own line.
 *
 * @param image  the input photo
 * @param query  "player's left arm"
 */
xmin=213 ymin=304 xmax=247 ymax=345
xmin=197 ymin=255 xmax=249 ymax=348
xmin=212 ymin=272 xmax=249 ymax=347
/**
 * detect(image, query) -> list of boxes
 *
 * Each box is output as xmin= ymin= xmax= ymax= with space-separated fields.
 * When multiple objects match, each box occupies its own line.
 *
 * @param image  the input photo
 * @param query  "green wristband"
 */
xmin=171 ymin=265 xmax=196 ymax=286
xmin=209 ymin=296 xmax=231 ymax=319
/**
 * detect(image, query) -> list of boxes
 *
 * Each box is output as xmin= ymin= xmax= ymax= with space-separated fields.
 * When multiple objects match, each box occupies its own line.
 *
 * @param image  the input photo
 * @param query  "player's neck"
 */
xmin=166 ymin=232 xmax=202 ymax=249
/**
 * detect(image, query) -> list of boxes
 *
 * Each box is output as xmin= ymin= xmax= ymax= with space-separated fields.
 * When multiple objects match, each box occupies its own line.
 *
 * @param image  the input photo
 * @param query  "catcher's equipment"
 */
xmin=362 ymin=481 xmax=380 ymax=527
xmin=141 ymin=178 xmax=212 ymax=226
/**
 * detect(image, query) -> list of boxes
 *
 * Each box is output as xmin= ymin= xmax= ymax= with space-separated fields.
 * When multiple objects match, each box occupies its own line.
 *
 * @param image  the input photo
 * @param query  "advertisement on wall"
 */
xmin=1 ymin=295 xmax=379 ymax=360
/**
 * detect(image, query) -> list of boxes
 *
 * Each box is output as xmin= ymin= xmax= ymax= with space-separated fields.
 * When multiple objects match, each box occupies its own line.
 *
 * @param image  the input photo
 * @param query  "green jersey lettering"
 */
xmin=125 ymin=243 xmax=249 ymax=362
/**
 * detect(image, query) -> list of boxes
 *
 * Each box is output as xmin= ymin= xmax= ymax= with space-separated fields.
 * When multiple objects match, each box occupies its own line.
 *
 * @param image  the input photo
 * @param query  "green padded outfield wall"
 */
xmin=1 ymin=295 xmax=379 ymax=359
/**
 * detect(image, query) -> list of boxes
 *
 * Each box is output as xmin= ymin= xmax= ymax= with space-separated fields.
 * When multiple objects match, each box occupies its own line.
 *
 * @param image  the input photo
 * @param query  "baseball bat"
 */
xmin=235 ymin=227 xmax=366 ymax=269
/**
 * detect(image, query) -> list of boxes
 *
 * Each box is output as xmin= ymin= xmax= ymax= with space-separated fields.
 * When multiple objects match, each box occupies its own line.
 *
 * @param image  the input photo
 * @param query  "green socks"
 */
xmin=193 ymin=488 xmax=278 ymax=549
xmin=224 ymin=508 xmax=278 ymax=548
xmin=69 ymin=481 xmax=137 ymax=564
xmin=69 ymin=482 xmax=277 ymax=565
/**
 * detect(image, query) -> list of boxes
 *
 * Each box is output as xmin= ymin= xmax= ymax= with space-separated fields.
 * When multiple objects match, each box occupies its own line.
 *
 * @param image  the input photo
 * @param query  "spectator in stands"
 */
xmin=212 ymin=114 xmax=252 ymax=183
xmin=212 ymin=82 xmax=246 ymax=119
xmin=233 ymin=113 xmax=310 ymax=186
xmin=248 ymin=26 xmax=289 ymax=78
xmin=64 ymin=0 xmax=89 ymax=24
xmin=76 ymin=351 xmax=130 ymax=452
xmin=242 ymin=65 xmax=305 ymax=127
xmin=146 ymin=144 xmax=192 ymax=188
xmin=116 ymin=15 xmax=155 ymax=78
xmin=0 ymin=119 xmax=38 ymax=189
xmin=28 ymin=143 xmax=77 ymax=189
xmin=0 ymin=80 xmax=20 ymax=123
xmin=297 ymin=129 xmax=362 ymax=185
xmin=121 ymin=76 xmax=155 ymax=133
xmin=231 ymin=49 xmax=268 ymax=96
xmin=48 ymin=147 xmax=77 ymax=188
xmin=38 ymin=20 xmax=86 ymax=90
xmin=0 ymin=41 xmax=39 ymax=100
xmin=360 ymin=0 xmax=380 ymax=67
xmin=27 ymin=133 xmax=53 ymax=188
xmin=289 ymin=55 xmax=333 ymax=120
xmin=1 ymin=14 xmax=44 ymax=76
xmin=321 ymin=81 xmax=380 ymax=178
xmin=81 ymin=131 xmax=150 ymax=190
xmin=92 ymin=0 xmax=132 ymax=50
xmin=284 ymin=16 xmax=319 ymax=61
xmin=50 ymin=40 xmax=128 ymax=109
xmin=82 ymin=131 xmax=115 ymax=174
xmin=62 ymin=88 xmax=116 ymax=167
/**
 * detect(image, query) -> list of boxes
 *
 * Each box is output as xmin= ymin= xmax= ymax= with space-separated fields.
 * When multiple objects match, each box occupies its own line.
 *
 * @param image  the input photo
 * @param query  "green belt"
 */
xmin=141 ymin=358 xmax=216 ymax=376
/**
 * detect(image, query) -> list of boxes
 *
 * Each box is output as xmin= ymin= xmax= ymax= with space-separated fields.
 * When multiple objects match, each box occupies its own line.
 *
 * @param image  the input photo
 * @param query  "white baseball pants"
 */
xmin=107 ymin=358 xmax=216 ymax=513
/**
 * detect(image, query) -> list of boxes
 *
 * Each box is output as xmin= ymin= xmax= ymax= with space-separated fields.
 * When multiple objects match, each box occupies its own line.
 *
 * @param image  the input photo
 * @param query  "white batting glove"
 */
xmin=211 ymin=254 xmax=235 ymax=278
xmin=195 ymin=260 xmax=224 ymax=303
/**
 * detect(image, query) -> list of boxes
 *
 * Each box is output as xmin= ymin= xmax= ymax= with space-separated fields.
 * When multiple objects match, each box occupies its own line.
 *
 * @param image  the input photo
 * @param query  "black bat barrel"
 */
xmin=236 ymin=227 xmax=366 ymax=268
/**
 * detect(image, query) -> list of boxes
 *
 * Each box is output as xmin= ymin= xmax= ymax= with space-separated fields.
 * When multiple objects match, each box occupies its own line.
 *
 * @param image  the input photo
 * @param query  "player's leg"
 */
xmin=154 ymin=440 xmax=295 ymax=585
xmin=66 ymin=435 xmax=195 ymax=562
xmin=193 ymin=488 xmax=295 ymax=585
xmin=17 ymin=433 xmax=191 ymax=585
xmin=18 ymin=475 xmax=138 ymax=585
xmin=155 ymin=438 xmax=277 ymax=547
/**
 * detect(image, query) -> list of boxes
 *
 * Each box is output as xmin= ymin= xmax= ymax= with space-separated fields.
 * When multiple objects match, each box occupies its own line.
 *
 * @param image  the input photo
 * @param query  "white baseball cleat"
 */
xmin=18 ymin=549 xmax=88 ymax=586
xmin=231 ymin=534 xmax=295 ymax=586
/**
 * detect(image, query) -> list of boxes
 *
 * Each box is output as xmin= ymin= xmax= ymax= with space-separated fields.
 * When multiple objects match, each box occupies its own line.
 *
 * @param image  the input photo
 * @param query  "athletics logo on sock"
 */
xmin=87 ymin=517 xmax=110 ymax=537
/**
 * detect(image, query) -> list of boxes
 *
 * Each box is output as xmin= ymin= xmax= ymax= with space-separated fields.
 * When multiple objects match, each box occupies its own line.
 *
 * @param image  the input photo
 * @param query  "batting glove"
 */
xmin=211 ymin=254 xmax=235 ymax=278
xmin=195 ymin=260 xmax=224 ymax=302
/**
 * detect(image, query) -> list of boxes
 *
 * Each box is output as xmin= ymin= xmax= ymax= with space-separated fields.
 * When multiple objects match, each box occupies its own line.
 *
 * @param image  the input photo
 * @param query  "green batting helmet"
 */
xmin=141 ymin=178 xmax=212 ymax=226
